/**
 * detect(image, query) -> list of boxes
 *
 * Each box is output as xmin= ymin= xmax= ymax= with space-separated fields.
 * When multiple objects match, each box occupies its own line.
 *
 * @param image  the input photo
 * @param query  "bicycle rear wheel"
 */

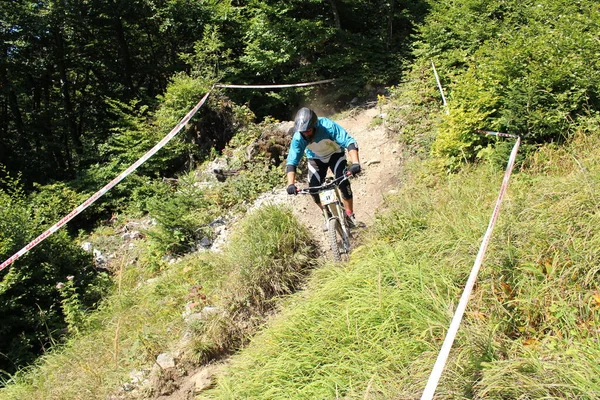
xmin=328 ymin=218 xmax=351 ymax=261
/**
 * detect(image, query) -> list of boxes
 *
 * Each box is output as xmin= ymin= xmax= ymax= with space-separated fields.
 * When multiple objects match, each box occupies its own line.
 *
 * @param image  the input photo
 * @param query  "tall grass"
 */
xmin=0 ymin=205 xmax=315 ymax=400
xmin=201 ymin=132 xmax=600 ymax=399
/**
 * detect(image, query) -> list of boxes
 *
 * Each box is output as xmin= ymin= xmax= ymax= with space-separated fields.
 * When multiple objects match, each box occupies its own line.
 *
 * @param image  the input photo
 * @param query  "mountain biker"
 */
xmin=285 ymin=107 xmax=361 ymax=227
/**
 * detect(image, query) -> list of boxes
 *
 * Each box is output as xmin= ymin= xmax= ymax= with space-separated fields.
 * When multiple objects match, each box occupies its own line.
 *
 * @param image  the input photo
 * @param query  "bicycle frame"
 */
xmin=297 ymin=173 xmax=352 ymax=260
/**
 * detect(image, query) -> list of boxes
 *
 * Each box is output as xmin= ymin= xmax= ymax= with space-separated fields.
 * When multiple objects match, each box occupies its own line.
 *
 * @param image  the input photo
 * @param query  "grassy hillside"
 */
xmin=2 ymin=0 xmax=600 ymax=398
xmin=3 ymin=118 xmax=599 ymax=399
xmin=0 ymin=206 xmax=316 ymax=399
xmin=200 ymin=130 xmax=600 ymax=399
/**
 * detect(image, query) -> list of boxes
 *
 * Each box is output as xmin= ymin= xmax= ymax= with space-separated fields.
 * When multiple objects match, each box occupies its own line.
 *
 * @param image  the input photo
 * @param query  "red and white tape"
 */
xmin=215 ymin=79 xmax=335 ymax=89
xmin=0 ymin=91 xmax=211 ymax=272
xmin=0 ymin=77 xmax=337 ymax=272
xmin=421 ymin=133 xmax=521 ymax=399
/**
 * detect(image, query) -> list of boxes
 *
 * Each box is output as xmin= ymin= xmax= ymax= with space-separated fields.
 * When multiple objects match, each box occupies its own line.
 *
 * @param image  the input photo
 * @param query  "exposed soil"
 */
xmin=286 ymin=105 xmax=404 ymax=254
xmin=129 ymin=104 xmax=405 ymax=399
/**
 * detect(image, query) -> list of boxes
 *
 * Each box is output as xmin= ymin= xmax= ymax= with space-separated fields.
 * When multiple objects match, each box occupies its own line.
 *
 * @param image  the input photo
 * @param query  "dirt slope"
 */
xmin=144 ymin=105 xmax=405 ymax=399
xmin=284 ymin=106 xmax=403 ymax=254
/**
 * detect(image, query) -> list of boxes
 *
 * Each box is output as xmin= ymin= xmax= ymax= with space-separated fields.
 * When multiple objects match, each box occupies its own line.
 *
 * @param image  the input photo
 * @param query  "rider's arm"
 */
xmin=348 ymin=147 xmax=359 ymax=164
xmin=287 ymin=170 xmax=296 ymax=185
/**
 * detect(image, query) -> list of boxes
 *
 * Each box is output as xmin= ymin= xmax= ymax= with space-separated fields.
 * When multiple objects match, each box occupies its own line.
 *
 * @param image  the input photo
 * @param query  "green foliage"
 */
xmin=56 ymin=277 xmax=86 ymax=335
xmin=180 ymin=24 xmax=236 ymax=80
xmin=210 ymin=163 xmax=283 ymax=210
xmin=0 ymin=175 xmax=110 ymax=376
xmin=404 ymin=0 xmax=600 ymax=169
xmin=145 ymin=181 xmax=212 ymax=255
xmin=28 ymin=183 xmax=88 ymax=231
xmin=385 ymin=59 xmax=448 ymax=155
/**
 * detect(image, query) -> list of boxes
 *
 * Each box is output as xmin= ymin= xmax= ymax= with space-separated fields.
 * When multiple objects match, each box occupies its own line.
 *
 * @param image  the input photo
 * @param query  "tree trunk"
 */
xmin=42 ymin=67 xmax=66 ymax=173
xmin=328 ymin=0 xmax=341 ymax=29
xmin=387 ymin=0 xmax=394 ymax=50
xmin=0 ymin=53 xmax=31 ymax=155
xmin=111 ymin=2 xmax=135 ymax=96
xmin=53 ymin=28 xmax=80 ymax=164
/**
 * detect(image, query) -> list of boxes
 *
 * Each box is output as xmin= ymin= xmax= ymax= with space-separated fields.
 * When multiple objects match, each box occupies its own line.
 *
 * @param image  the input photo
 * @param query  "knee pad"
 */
xmin=339 ymin=180 xmax=353 ymax=200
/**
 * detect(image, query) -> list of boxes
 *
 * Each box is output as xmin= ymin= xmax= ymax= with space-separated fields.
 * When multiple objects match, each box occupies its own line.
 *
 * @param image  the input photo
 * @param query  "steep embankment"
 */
xmin=141 ymin=105 xmax=407 ymax=400
xmin=196 ymin=134 xmax=600 ymax=398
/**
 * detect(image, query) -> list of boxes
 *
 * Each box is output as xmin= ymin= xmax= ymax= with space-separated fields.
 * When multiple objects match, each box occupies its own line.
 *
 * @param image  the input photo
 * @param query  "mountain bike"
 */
xmin=297 ymin=172 xmax=353 ymax=261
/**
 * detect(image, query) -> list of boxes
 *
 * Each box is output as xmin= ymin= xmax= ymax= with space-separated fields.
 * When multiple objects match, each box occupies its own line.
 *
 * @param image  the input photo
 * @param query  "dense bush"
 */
xmin=0 ymin=177 xmax=110 ymax=376
xmin=411 ymin=0 xmax=600 ymax=168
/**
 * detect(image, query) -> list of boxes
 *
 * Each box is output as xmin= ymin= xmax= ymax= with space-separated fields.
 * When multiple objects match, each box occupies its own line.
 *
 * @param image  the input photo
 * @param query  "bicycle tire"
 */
xmin=328 ymin=218 xmax=351 ymax=262
xmin=328 ymin=218 xmax=343 ymax=261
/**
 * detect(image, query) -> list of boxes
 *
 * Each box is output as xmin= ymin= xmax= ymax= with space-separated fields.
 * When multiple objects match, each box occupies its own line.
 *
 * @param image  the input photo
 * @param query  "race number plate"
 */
xmin=319 ymin=189 xmax=336 ymax=206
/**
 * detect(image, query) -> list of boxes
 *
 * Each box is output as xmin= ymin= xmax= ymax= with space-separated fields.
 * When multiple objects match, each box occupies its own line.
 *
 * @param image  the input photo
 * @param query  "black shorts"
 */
xmin=307 ymin=152 xmax=352 ymax=204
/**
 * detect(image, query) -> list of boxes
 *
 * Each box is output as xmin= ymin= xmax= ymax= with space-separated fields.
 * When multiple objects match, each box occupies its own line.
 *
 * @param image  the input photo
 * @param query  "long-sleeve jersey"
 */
xmin=286 ymin=117 xmax=357 ymax=167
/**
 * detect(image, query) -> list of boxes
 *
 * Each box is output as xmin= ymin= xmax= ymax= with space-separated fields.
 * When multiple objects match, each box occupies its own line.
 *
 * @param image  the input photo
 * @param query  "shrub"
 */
xmin=0 ymin=176 xmax=110 ymax=376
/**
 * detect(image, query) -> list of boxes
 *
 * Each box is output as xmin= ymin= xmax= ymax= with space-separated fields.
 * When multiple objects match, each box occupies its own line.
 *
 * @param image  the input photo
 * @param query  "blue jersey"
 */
xmin=286 ymin=117 xmax=356 ymax=166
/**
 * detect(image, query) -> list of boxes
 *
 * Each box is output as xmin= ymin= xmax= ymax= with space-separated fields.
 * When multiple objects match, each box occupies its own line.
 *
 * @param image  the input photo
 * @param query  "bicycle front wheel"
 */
xmin=328 ymin=218 xmax=350 ymax=262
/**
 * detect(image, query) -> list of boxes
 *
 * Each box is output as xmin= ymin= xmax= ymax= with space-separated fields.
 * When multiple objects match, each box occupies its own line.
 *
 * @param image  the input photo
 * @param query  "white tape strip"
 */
xmin=0 ymin=91 xmax=211 ymax=272
xmin=215 ymin=79 xmax=335 ymax=89
xmin=431 ymin=61 xmax=449 ymax=115
xmin=420 ymin=136 xmax=521 ymax=399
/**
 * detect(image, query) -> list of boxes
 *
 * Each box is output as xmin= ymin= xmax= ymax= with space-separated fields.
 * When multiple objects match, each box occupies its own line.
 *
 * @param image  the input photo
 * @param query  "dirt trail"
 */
xmin=145 ymin=105 xmax=405 ymax=399
xmin=287 ymin=106 xmax=403 ymax=254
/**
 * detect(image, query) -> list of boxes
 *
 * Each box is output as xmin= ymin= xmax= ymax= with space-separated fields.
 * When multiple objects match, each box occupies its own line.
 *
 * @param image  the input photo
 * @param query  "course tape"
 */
xmin=215 ymin=79 xmax=335 ymax=89
xmin=431 ymin=61 xmax=449 ymax=115
xmin=0 ymin=91 xmax=212 ymax=273
xmin=476 ymin=129 xmax=519 ymax=139
xmin=420 ymin=133 xmax=521 ymax=399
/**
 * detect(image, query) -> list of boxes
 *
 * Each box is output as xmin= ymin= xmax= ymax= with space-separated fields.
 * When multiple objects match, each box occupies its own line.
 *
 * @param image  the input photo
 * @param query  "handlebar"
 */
xmin=296 ymin=170 xmax=353 ymax=195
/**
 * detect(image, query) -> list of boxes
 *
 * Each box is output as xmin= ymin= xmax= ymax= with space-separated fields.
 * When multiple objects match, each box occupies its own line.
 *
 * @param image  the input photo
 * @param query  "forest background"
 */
xmin=1 ymin=0 xmax=600 ymax=396
xmin=1 ymin=0 xmax=426 ymax=377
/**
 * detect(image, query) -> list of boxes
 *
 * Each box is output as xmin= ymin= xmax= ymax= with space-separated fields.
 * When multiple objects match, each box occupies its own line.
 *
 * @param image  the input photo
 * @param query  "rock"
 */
xmin=81 ymin=242 xmax=93 ymax=252
xmin=193 ymin=181 xmax=214 ymax=189
xmin=201 ymin=306 xmax=218 ymax=316
xmin=184 ymin=313 xmax=204 ymax=323
xmin=95 ymin=254 xmax=108 ymax=269
xmin=273 ymin=121 xmax=294 ymax=135
xmin=162 ymin=254 xmax=176 ymax=263
xmin=156 ymin=352 xmax=176 ymax=369
xmin=182 ymin=301 xmax=201 ymax=319
xmin=122 ymin=382 xmax=135 ymax=392
xmin=209 ymin=217 xmax=225 ymax=227
xmin=146 ymin=277 xmax=159 ymax=285
xmin=184 ymin=306 xmax=217 ymax=323
xmin=129 ymin=369 xmax=146 ymax=385
xmin=198 ymin=237 xmax=212 ymax=249
xmin=121 ymin=231 xmax=143 ymax=240
xmin=192 ymin=367 xmax=216 ymax=393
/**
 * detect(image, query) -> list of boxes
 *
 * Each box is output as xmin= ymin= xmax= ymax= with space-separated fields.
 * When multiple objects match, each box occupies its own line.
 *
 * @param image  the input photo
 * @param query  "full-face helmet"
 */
xmin=294 ymin=107 xmax=318 ymax=133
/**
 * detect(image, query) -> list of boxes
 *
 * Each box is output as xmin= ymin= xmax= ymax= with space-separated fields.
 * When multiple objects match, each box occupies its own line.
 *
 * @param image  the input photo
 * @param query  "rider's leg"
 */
xmin=330 ymin=153 xmax=354 ymax=214
xmin=308 ymin=159 xmax=331 ymax=230
xmin=308 ymin=158 xmax=327 ymax=207
xmin=342 ymin=197 xmax=353 ymax=215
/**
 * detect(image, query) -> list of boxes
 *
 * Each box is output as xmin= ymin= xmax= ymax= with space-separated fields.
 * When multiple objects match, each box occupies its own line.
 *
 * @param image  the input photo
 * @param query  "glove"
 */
xmin=348 ymin=163 xmax=361 ymax=176
xmin=286 ymin=184 xmax=298 ymax=195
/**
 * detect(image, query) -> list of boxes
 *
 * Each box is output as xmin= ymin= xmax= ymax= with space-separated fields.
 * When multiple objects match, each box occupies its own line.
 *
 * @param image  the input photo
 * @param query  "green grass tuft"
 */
xmin=201 ymin=132 xmax=600 ymax=399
